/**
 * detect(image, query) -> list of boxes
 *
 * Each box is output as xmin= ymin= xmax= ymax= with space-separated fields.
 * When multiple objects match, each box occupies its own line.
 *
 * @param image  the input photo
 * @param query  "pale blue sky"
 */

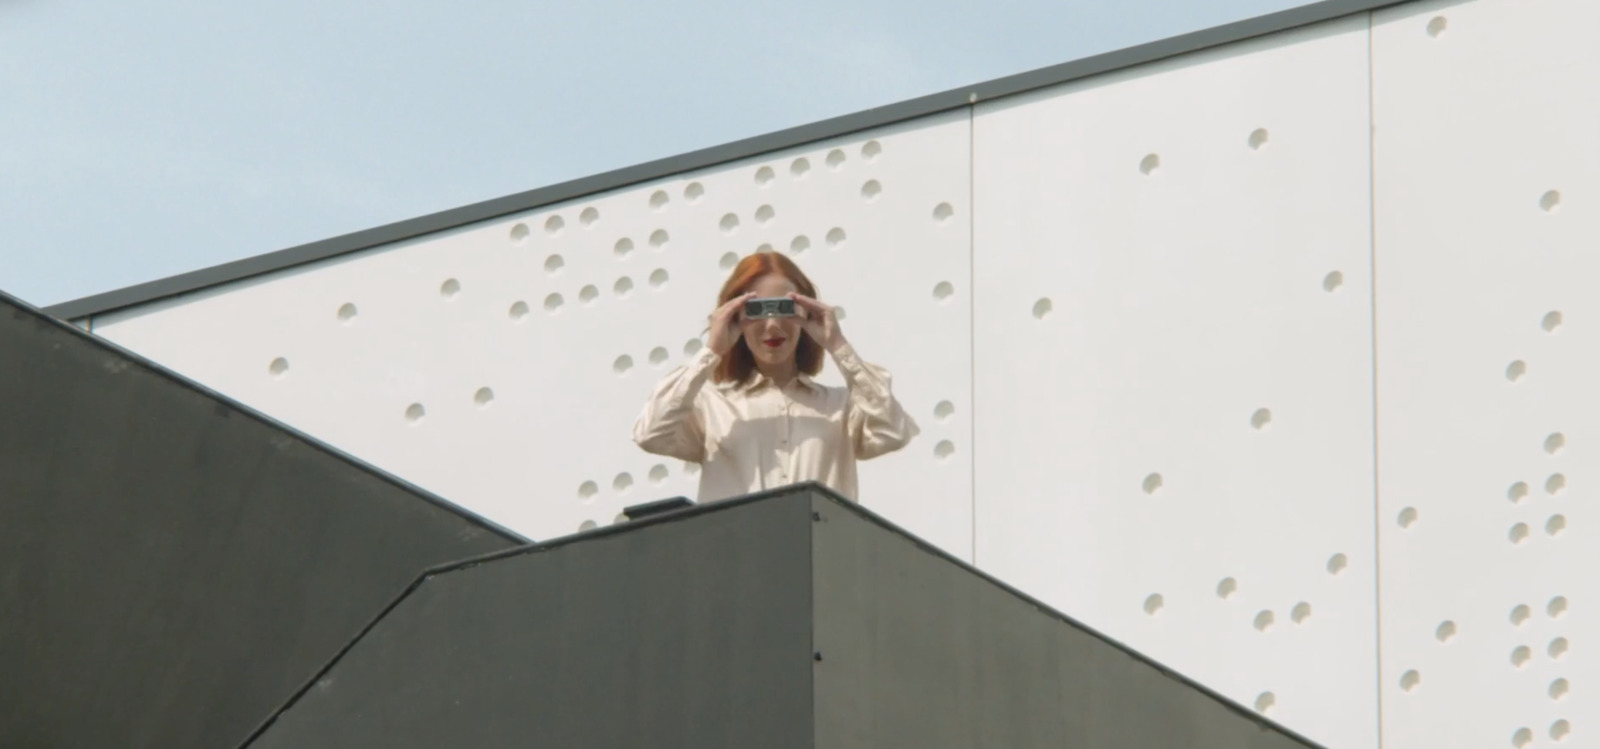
xmin=2 ymin=0 xmax=1302 ymax=307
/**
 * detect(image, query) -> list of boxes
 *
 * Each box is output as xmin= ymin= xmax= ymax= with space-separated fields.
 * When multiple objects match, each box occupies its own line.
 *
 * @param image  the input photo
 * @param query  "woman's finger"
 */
xmin=714 ymin=292 xmax=753 ymax=322
xmin=786 ymin=292 xmax=829 ymax=315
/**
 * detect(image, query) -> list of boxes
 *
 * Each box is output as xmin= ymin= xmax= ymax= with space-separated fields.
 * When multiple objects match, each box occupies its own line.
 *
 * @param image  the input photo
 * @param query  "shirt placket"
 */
xmin=780 ymin=386 xmax=796 ymax=485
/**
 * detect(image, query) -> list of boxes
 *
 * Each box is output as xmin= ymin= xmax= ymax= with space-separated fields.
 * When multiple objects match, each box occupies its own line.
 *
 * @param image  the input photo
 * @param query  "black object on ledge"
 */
xmin=622 ymin=496 xmax=696 ymax=521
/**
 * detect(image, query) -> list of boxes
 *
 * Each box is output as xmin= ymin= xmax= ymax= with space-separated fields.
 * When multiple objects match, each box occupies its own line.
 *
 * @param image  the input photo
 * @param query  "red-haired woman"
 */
xmin=632 ymin=251 xmax=919 ymax=502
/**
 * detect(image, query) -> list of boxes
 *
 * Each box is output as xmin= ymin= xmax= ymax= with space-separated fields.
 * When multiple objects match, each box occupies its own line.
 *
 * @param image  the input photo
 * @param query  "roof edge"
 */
xmin=43 ymin=0 xmax=1406 ymax=322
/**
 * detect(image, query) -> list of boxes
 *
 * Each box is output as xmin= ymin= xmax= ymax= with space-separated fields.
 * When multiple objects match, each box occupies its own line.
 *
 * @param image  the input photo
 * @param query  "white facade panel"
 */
xmin=93 ymin=113 xmax=973 ymax=557
xmin=1372 ymin=0 xmax=1600 ymax=747
xmin=971 ymin=16 xmax=1376 ymax=749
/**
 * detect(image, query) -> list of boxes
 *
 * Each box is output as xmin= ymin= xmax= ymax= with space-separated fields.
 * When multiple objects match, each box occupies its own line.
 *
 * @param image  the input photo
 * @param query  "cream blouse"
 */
xmin=631 ymin=342 xmax=919 ymax=503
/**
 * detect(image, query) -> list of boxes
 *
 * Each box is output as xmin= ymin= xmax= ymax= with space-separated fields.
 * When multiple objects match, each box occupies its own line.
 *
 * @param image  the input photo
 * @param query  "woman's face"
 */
xmin=740 ymin=273 xmax=805 ymax=367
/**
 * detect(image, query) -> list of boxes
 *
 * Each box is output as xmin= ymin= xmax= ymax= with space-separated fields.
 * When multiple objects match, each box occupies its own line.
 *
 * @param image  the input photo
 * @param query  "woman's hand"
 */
xmin=707 ymin=293 xmax=754 ymax=355
xmin=788 ymin=292 xmax=846 ymax=352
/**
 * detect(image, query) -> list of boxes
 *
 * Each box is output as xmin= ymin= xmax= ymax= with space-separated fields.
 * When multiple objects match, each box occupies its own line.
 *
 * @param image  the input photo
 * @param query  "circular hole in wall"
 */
xmin=1549 ymin=637 xmax=1569 ymax=660
xmin=1545 ymin=432 xmax=1566 ymax=455
xmin=1291 ymin=602 xmax=1311 ymax=624
xmin=1510 ymin=604 xmax=1532 ymax=626
xmin=1400 ymin=670 xmax=1420 ymax=692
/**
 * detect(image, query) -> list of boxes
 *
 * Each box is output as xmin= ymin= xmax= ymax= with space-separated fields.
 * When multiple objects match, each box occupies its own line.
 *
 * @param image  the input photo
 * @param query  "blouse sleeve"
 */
xmin=832 ymin=342 xmax=920 ymax=460
xmin=632 ymin=346 xmax=720 ymax=463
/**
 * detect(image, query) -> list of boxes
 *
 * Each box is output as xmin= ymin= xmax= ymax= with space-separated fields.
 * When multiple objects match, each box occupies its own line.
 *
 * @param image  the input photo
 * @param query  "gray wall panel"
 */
xmin=0 ymin=292 xmax=522 ymax=749
xmin=250 ymin=493 xmax=816 ymax=749
xmin=810 ymin=493 xmax=1321 ymax=748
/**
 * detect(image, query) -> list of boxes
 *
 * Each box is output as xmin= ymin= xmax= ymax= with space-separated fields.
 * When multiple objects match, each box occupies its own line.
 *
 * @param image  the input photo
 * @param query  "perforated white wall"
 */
xmin=92 ymin=113 xmax=974 ymax=559
xmin=80 ymin=1 xmax=1600 ymax=747
xmin=972 ymin=16 xmax=1376 ymax=749
xmin=1372 ymin=0 xmax=1598 ymax=746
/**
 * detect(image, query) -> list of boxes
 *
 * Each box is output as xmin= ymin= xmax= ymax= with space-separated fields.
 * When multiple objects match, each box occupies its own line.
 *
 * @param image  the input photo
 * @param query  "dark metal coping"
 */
xmin=44 ymin=0 xmax=1409 ymax=323
xmin=236 ymin=481 xmax=1328 ymax=749
xmin=3 ymin=288 xmax=530 ymax=546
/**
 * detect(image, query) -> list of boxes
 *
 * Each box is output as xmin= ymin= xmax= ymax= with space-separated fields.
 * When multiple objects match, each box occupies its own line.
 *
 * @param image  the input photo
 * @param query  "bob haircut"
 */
xmin=713 ymin=251 xmax=824 ymax=385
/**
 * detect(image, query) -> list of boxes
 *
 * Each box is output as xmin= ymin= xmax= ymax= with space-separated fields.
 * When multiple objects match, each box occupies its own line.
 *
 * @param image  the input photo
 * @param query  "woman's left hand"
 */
xmin=788 ymin=292 xmax=846 ymax=352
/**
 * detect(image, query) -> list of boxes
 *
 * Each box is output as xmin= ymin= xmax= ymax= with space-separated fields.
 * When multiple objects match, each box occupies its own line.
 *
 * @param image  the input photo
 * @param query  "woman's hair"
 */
xmin=713 ymin=251 xmax=824 ymax=385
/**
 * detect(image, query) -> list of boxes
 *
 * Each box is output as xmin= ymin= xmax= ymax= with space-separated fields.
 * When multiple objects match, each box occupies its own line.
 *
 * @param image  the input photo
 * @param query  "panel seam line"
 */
xmin=1366 ymin=12 xmax=1387 ymax=749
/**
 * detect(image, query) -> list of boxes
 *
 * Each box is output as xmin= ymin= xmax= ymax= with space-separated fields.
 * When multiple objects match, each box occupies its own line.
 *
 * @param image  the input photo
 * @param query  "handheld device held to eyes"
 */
xmin=744 ymin=297 xmax=796 ymax=319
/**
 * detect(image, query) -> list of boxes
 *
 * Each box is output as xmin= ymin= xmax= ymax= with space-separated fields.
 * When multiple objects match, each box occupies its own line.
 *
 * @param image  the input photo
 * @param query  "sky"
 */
xmin=1 ymin=0 xmax=1304 ymax=308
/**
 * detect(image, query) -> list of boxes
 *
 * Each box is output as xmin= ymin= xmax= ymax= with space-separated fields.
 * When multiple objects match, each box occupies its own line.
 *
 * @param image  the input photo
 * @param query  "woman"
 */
xmin=632 ymin=251 xmax=919 ymax=502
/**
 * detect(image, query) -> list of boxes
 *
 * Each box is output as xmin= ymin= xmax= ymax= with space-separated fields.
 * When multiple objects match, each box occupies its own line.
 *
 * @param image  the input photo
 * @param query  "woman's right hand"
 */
xmin=707 ymin=293 xmax=753 ymax=355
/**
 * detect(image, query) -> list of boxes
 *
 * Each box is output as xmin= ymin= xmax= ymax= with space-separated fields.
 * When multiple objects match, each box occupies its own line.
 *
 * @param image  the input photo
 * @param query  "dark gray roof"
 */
xmin=43 ymin=0 xmax=1405 ymax=322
